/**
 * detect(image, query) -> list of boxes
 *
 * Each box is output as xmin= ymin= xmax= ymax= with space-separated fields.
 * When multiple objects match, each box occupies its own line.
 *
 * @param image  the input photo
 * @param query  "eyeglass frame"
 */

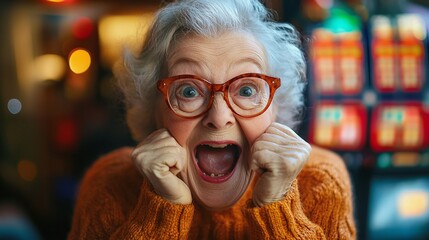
xmin=157 ymin=73 xmax=281 ymax=119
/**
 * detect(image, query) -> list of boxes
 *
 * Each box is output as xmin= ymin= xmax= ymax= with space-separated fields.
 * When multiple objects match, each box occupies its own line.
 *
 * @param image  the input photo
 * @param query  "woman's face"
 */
xmin=156 ymin=31 xmax=276 ymax=209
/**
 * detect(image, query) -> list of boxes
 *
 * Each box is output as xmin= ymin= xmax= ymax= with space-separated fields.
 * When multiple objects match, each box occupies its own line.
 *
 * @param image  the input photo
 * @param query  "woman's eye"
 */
xmin=181 ymin=86 xmax=198 ymax=98
xmin=239 ymin=86 xmax=255 ymax=97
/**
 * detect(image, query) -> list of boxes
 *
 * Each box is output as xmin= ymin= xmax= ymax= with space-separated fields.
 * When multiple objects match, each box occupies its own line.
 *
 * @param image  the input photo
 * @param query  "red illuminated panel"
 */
xmin=371 ymin=16 xmax=398 ymax=93
xmin=397 ymin=14 xmax=426 ymax=92
xmin=398 ymin=39 xmax=425 ymax=92
xmin=370 ymin=103 xmax=429 ymax=151
xmin=309 ymin=102 xmax=367 ymax=150
xmin=310 ymin=30 xmax=337 ymax=94
xmin=338 ymin=33 xmax=364 ymax=95
xmin=372 ymin=39 xmax=397 ymax=92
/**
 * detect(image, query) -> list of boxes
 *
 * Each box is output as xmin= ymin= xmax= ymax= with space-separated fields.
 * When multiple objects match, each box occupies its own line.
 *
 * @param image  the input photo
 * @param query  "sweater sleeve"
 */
xmin=298 ymin=146 xmax=356 ymax=239
xmin=242 ymin=180 xmax=326 ymax=240
xmin=68 ymin=148 xmax=194 ymax=240
xmin=242 ymin=146 xmax=356 ymax=240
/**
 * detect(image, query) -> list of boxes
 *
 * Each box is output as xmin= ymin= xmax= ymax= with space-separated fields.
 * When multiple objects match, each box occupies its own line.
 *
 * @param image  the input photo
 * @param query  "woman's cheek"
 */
xmin=238 ymin=108 xmax=275 ymax=145
xmin=165 ymin=120 xmax=196 ymax=146
xmin=155 ymin=101 xmax=195 ymax=146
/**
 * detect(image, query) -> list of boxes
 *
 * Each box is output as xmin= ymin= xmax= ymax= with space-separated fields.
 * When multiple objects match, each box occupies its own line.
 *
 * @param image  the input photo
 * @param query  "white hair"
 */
xmin=115 ymin=0 xmax=306 ymax=141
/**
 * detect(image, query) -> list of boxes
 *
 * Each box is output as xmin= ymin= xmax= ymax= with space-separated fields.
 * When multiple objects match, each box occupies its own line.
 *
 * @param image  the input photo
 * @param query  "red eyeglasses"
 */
xmin=157 ymin=73 xmax=281 ymax=119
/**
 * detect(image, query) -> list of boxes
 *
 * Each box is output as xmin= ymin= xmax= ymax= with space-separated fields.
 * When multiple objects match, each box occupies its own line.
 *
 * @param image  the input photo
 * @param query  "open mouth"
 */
xmin=194 ymin=143 xmax=241 ymax=183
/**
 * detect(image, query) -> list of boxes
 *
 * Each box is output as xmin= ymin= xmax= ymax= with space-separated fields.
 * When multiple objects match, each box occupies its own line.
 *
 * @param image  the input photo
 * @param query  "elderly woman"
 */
xmin=69 ymin=0 xmax=356 ymax=239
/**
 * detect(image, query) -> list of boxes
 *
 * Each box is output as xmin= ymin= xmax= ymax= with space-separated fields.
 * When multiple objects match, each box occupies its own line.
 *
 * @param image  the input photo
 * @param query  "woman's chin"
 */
xmin=188 ymin=168 xmax=253 ymax=210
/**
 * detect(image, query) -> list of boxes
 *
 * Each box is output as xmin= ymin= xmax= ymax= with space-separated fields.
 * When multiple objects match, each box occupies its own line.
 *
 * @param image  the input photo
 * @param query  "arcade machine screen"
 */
xmin=370 ymin=103 xmax=429 ymax=152
xmin=310 ymin=101 xmax=366 ymax=150
xmin=310 ymin=29 xmax=365 ymax=96
xmin=371 ymin=15 xmax=426 ymax=94
xmin=367 ymin=176 xmax=429 ymax=240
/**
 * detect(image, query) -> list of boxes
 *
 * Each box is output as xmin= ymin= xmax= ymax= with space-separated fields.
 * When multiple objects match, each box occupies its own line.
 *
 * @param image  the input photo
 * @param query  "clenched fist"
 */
xmin=132 ymin=129 xmax=192 ymax=205
xmin=251 ymin=122 xmax=311 ymax=207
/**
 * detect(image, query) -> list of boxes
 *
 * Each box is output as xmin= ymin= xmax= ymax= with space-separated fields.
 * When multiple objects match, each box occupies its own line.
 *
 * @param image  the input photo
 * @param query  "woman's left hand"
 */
xmin=251 ymin=122 xmax=311 ymax=207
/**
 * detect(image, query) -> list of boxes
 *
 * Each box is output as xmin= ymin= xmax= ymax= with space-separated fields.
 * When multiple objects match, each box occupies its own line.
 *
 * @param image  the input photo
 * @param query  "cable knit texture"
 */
xmin=68 ymin=146 xmax=356 ymax=239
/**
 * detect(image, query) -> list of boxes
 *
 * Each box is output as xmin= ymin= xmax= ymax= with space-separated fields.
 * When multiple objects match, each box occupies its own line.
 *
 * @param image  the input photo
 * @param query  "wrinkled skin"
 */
xmin=132 ymin=31 xmax=310 ymax=210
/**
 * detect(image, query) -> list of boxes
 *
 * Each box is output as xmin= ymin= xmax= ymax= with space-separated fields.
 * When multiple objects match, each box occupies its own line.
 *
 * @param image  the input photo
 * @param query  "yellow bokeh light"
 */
xmin=33 ymin=54 xmax=66 ymax=81
xmin=98 ymin=12 xmax=155 ymax=67
xmin=69 ymin=48 xmax=91 ymax=74
xmin=398 ymin=190 xmax=429 ymax=218
xmin=18 ymin=160 xmax=38 ymax=182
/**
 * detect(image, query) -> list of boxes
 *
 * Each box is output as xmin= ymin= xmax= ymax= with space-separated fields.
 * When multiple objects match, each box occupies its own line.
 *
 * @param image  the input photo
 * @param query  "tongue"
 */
xmin=196 ymin=145 xmax=237 ymax=175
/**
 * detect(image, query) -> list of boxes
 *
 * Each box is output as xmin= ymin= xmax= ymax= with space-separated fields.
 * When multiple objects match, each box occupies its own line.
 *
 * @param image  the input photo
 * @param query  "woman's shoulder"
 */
xmin=71 ymin=147 xmax=144 ymax=233
xmin=83 ymin=147 xmax=135 ymax=178
xmin=78 ymin=147 xmax=142 ymax=196
xmin=89 ymin=147 xmax=135 ymax=171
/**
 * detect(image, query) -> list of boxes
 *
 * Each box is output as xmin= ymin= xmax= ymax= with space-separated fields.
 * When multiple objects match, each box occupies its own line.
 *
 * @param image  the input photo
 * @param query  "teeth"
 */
xmin=203 ymin=172 xmax=226 ymax=177
xmin=203 ymin=143 xmax=231 ymax=148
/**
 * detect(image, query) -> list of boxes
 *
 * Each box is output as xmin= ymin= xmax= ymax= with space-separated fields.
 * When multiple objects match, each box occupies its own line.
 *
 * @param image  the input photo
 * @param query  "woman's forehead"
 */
xmin=167 ymin=31 xmax=267 ymax=74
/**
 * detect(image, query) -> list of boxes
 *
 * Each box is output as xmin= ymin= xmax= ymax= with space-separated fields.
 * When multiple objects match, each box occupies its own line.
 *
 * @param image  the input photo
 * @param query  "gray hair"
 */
xmin=115 ymin=0 xmax=306 ymax=141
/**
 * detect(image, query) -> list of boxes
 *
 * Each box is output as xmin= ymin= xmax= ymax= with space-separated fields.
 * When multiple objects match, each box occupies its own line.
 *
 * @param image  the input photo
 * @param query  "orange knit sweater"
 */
xmin=68 ymin=146 xmax=356 ymax=239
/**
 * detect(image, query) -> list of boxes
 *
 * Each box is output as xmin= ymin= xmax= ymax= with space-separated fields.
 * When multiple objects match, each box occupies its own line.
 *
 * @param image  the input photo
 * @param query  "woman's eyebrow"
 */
xmin=168 ymin=57 xmax=200 ymax=69
xmin=168 ymin=57 xmax=211 ymax=76
xmin=231 ymin=56 xmax=266 ymax=71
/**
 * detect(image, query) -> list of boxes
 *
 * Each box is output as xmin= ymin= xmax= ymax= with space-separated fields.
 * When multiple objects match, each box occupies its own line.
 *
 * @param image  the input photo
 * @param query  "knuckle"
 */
xmin=131 ymin=147 xmax=140 ymax=159
xmin=255 ymin=149 xmax=271 ymax=160
xmin=301 ymin=144 xmax=312 ymax=159
xmin=302 ymin=140 xmax=311 ymax=151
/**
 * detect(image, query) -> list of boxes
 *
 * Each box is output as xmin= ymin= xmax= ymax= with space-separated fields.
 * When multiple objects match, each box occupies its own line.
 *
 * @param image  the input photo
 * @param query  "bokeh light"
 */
xmin=72 ymin=17 xmax=94 ymax=40
xmin=68 ymin=48 xmax=91 ymax=74
xmin=33 ymin=54 xmax=66 ymax=81
xmin=7 ymin=98 xmax=22 ymax=115
xmin=398 ymin=190 xmax=429 ymax=218
xmin=98 ymin=13 xmax=154 ymax=67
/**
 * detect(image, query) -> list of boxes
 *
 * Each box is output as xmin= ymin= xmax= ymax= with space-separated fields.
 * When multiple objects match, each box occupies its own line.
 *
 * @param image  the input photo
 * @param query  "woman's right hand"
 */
xmin=132 ymin=129 xmax=192 ymax=205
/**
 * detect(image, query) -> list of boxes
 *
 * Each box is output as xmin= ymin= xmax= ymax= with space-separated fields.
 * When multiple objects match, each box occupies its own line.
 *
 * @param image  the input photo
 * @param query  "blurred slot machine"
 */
xmin=308 ymin=26 xmax=369 ymax=238
xmin=371 ymin=15 xmax=426 ymax=94
xmin=308 ymin=28 xmax=367 ymax=166
xmin=366 ymin=13 xmax=429 ymax=240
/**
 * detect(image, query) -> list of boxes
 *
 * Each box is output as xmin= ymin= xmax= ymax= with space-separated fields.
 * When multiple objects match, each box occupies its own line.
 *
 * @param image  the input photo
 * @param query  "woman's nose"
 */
xmin=202 ymin=94 xmax=236 ymax=129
